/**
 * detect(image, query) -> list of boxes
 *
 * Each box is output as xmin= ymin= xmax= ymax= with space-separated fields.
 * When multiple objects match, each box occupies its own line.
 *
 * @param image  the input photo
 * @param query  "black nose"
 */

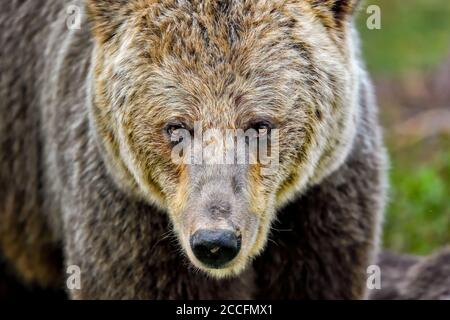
xmin=190 ymin=229 xmax=241 ymax=268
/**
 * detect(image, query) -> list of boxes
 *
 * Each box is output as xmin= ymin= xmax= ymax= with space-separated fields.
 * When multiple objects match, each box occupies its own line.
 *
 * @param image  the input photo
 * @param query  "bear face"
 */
xmin=86 ymin=0 xmax=361 ymax=278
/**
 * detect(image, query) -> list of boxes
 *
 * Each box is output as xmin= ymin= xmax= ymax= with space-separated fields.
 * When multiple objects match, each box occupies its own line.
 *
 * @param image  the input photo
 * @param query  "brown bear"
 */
xmin=0 ymin=0 xmax=388 ymax=299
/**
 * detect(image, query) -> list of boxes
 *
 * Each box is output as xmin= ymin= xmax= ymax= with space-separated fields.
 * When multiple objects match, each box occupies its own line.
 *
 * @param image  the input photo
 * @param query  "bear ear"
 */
xmin=85 ymin=0 xmax=131 ymax=43
xmin=309 ymin=0 xmax=361 ymax=22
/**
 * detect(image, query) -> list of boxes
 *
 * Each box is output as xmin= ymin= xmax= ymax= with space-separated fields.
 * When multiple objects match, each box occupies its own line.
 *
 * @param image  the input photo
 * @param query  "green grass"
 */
xmin=384 ymin=138 xmax=450 ymax=255
xmin=357 ymin=0 xmax=450 ymax=75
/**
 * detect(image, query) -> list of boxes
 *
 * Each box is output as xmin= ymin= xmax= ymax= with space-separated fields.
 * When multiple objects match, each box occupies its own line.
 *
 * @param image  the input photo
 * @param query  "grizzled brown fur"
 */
xmin=0 ymin=0 xmax=391 ymax=299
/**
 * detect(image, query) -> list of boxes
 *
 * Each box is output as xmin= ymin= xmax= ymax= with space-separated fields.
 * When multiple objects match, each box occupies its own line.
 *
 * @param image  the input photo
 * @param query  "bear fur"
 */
xmin=0 ymin=0 xmax=389 ymax=299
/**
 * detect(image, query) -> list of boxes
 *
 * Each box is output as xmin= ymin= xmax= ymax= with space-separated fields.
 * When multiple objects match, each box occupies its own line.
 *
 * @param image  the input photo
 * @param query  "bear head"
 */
xmin=86 ymin=0 xmax=361 ymax=278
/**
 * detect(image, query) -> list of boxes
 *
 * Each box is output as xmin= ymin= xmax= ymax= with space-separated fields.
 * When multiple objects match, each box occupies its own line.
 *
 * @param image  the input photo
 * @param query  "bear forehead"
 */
xmin=132 ymin=0 xmax=319 ymax=64
xmin=120 ymin=3 xmax=323 ymax=102
xmin=103 ymin=0 xmax=343 ymax=122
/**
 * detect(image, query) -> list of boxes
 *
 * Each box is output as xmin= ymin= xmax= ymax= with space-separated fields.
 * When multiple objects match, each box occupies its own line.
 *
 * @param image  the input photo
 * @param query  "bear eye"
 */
xmin=165 ymin=121 xmax=188 ymax=142
xmin=248 ymin=120 xmax=274 ymax=136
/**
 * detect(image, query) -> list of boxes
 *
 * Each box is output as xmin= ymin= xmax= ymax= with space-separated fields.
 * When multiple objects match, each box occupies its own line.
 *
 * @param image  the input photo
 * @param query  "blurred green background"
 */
xmin=357 ymin=0 xmax=450 ymax=255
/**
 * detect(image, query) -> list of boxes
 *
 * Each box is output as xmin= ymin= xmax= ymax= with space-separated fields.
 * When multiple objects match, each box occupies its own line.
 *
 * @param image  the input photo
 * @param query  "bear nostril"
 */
xmin=190 ymin=229 xmax=241 ymax=269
